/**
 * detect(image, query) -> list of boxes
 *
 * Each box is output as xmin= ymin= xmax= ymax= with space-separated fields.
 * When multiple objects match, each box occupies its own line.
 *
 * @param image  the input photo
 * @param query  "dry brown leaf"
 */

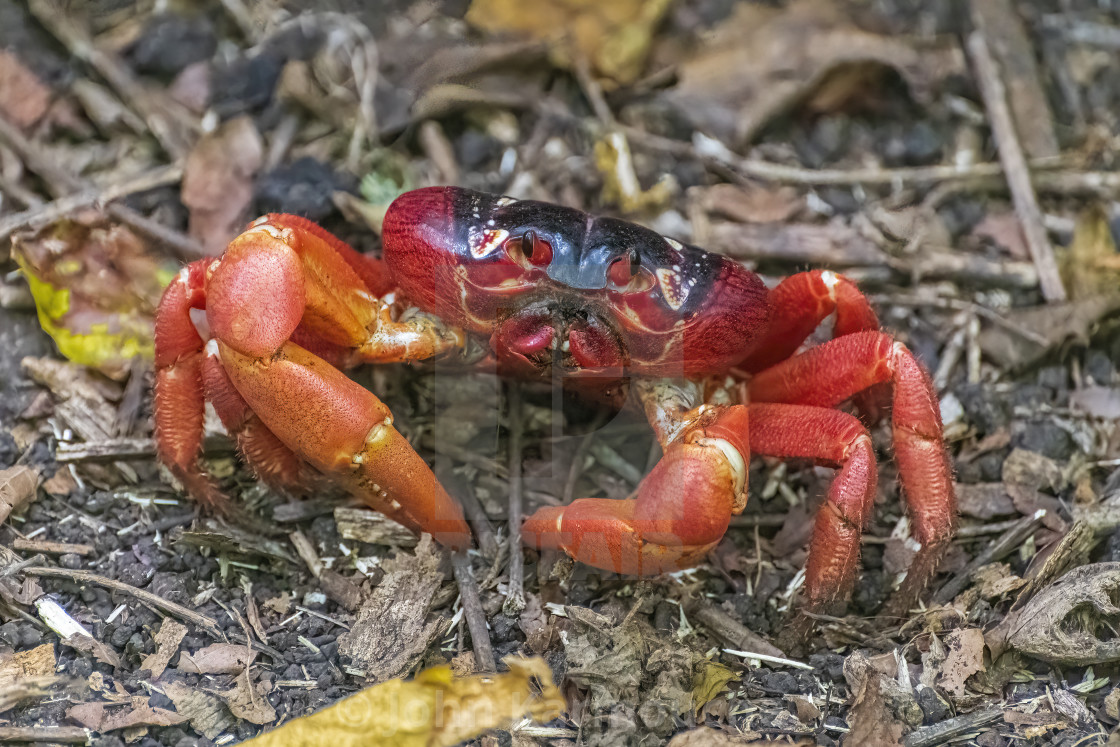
xmin=163 ymin=680 xmax=236 ymax=740
xmin=140 ymin=619 xmax=187 ymax=679
xmin=668 ymin=0 xmax=962 ymax=146
xmin=219 ymin=671 xmax=277 ymax=725
xmin=0 ymin=50 xmax=51 ymax=129
xmin=972 ymin=211 xmax=1030 ymax=260
xmin=177 ymin=643 xmax=256 ymax=675
xmin=845 ymin=669 xmax=905 ymax=747
xmin=465 ymin=0 xmax=672 ymax=85
xmin=0 ymin=465 xmax=40 ymax=524
xmin=181 ymin=115 xmax=263 ymax=254
xmin=956 ymin=483 xmax=1016 ymax=520
xmin=99 ymin=697 xmax=189 ymax=731
xmin=1070 ymin=386 xmax=1120 ymax=419
xmin=925 ymin=629 xmax=987 ymax=698
xmin=977 ymin=295 xmax=1120 ymax=371
xmin=241 ymin=656 xmax=564 ymax=747
xmin=667 ymin=727 xmax=777 ymax=746
xmin=971 ymin=563 xmax=1026 ymax=600
xmin=63 ymin=633 xmax=121 ymax=668
xmin=694 ymin=183 xmax=803 ymax=225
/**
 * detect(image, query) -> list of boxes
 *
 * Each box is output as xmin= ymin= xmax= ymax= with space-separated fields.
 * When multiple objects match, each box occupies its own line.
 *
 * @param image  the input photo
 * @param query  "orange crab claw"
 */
xmin=522 ymin=405 xmax=750 ymax=575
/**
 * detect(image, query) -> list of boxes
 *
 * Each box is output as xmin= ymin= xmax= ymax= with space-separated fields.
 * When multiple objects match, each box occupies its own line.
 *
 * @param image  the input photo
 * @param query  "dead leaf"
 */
xmin=667 ymin=728 xmax=776 ymax=746
xmin=64 ymin=633 xmax=121 ymax=668
xmin=991 ymin=563 xmax=1120 ymax=665
xmin=219 ymin=670 xmax=277 ymax=725
xmin=594 ymin=130 xmax=674 ymax=213
xmin=971 ymin=564 xmax=1026 ymax=600
xmin=972 ymin=211 xmax=1029 ymax=260
xmin=786 ymin=694 xmax=820 ymax=723
xmin=1060 ymin=204 xmax=1120 ymax=300
xmin=140 ymin=619 xmax=187 ymax=679
xmin=181 ymin=115 xmax=263 ymax=254
xmin=98 ymin=697 xmax=189 ymax=731
xmin=465 ymin=0 xmax=673 ymax=85
xmin=240 ymin=656 xmax=564 ymax=747
xmin=12 ymin=218 xmax=170 ymax=379
xmin=668 ymin=0 xmax=963 ymax=146
xmin=845 ymin=667 xmax=906 ymax=747
xmin=694 ymin=183 xmax=803 ymax=225
xmin=0 ymin=466 xmax=40 ymax=524
xmin=163 ymin=680 xmax=237 ymax=740
xmin=338 ymin=534 xmax=446 ymax=681
xmin=922 ymin=629 xmax=986 ymax=699
xmin=977 ymin=295 xmax=1120 ymax=371
xmin=518 ymin=592 xmax=553 ymax=654
xmin=177 ymin=643 xmax=256 ymax=675
xmin=0 ymin=50 xmax=51 ymax=129
xmin=1070 ymin=387 xmax=1120 ymax=419
xmin=956 ymin=483 xmax=1016 ymax=520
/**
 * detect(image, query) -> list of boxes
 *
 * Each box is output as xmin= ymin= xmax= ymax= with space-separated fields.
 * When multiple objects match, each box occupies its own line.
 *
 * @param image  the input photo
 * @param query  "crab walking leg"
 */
xmin=748 ymin=404 xmax=878 ymax=611
xmin=199 ymin=351 xmax=318 ymax=491
xmin=522 ymin=389 xmax=751 ymax=575
xmin=153 ymin=260 xmax=230 ymax=511
xmin=749 ymin=330 xmax=957 ymax=608
xmin=214 ymin=339 xmax=470 ymax=547
xmin=739 ymin=270 xmax=880 ymax=374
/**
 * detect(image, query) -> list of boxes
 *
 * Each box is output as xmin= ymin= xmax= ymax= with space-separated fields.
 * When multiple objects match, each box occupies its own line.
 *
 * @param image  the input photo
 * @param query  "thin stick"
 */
xmin=722 ymin=648 xmax=815 ymax=671
xmin=450 ymin=550 xmax=496 ymax=672
xmin=0 ymin=727 xmax=89 ymax=743
xmin=23 ymin=566 xmax=224 ymax=639
xmin=0 ymin=113 xmax=204 ymax=258
xmin=931 ymin=509 xmax=1047 ymax=605
xmin=504 ymin=383 xmax=526 ymax=614
xmin=967 ymin=31 xmax=1067 ymax=302
xmin=0 ymin=163 xmax=183 ymax=241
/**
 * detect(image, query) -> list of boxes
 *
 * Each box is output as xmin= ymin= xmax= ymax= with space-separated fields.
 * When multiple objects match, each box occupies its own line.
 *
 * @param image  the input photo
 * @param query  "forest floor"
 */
xmin=1 ymin=1 xmax=1120 ymax=745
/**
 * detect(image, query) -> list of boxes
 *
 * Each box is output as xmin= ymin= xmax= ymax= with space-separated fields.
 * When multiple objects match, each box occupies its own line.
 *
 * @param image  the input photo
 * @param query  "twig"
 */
xmin=10 ymin=539 xmax=94 ymax=556
xmin=27 ymin=0 xmax=196 ymax=159
xmin=22 ymin=566 xmax=224 ymax=639
xmin=504 ymin=383 xmax=526 ymax=614
xmin=967 ymin=30 xmax=1067 ymax=302
xmin=450 ymin=550 xmax=496 ymax=672
xmin=722 ymin=648 xmax=815 ymax=671
xmin=0 ymin=163 xmax=183 ymax=241
xmin=903 ymin=706 xmax=1004 ymax=747
xmin=0 ymin=726 xmax=89 ymax=743
xmin=932 ymin=509 xmax=1047 ymax=604
xmin=0 ymin=113 xmax=204 ymax=258
xmin=684 ymin=597 xmax=785 ymax=658
xmin=625 ymin=124 xmax=1120 ymax=196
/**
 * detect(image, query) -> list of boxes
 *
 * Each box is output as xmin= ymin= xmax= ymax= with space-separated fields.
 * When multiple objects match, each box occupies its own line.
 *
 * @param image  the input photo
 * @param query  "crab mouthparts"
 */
xmin=491 ymin=310 xmax=626 ymax=377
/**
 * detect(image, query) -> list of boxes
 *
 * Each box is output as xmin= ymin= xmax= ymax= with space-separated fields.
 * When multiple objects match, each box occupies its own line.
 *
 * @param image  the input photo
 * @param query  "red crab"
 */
xmin=154 ymin=186 xmax=955 ymax=614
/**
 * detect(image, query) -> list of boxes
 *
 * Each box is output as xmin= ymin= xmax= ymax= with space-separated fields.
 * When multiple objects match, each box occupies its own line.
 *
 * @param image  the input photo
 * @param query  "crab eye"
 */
xmin=608 ymin=249 xmax=641 ymax=287
xmin=507 ymin=230 xmax=553 ymax=267
xmin=523 ymin=230 xmax=553 ymax=266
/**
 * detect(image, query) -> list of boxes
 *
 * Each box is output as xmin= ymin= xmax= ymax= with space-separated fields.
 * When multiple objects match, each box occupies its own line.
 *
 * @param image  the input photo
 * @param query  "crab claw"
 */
xmin=522 ymin=406 xmax=749 ymax=574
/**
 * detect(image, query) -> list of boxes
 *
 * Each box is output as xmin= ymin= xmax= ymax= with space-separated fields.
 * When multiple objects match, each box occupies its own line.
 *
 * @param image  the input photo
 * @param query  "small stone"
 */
xmin=761 ymin=670 xmax=799 ymax=694
xmin=59 ymin=553 xmax=82 ymax=569
xmin=917 ymin=686 xmax=951 ymax=724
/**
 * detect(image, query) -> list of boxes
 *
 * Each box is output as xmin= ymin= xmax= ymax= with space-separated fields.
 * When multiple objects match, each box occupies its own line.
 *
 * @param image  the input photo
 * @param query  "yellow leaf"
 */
xmin=1060 ymin=204 xmax=1120 ymax=301
xmin=594 ymin=130 xmax=674 ymax=213
xmin=242 ymin=656 xmax=565 ymax=747
xmin=11 ymin=218 xmax=171 ymax=379
xmin=465 ymin=0 xmax=672 ymax=85
xmin=691 ymin=661 xmax=739 ymax=715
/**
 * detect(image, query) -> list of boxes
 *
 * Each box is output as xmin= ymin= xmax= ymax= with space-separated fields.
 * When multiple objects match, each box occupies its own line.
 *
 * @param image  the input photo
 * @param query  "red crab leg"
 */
xmin=747 ymin=404 xmax=877 ymax=612
xmin=739 ymin=270 xmax=879 ymax=373
xmin=154 ymin=259 xmax=230 ymax=512
xmin=749 ymin=330 xmax=956 ymax=611
xmin=522 ymin=399 xmax=751 ymax=575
